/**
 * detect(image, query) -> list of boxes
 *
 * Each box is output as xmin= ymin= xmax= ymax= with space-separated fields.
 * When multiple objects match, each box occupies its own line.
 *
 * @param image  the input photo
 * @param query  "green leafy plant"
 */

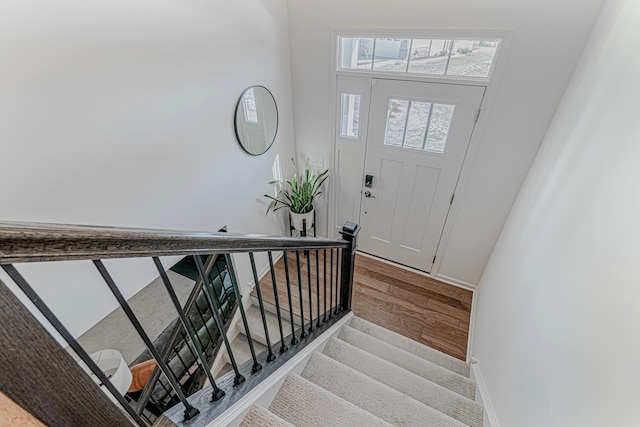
xmin=265 ymin=161 xmax=329 ymax=214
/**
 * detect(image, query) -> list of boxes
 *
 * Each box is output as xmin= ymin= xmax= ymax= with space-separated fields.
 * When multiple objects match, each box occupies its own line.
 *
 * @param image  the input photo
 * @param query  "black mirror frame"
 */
xmin=233 ymin=85 xmax=279 ymax=156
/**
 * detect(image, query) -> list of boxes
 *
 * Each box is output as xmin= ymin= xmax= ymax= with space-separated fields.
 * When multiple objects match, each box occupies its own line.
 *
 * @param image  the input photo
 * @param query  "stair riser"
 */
xmin=323 ymin=337 xmax=483 ymax=427
xmin=270 ymin=374 xmax=392 ymax=427
xmin=251 ymin=295 xmax=330 ymax=329
xmin=349 ymin=317 xmax=471 ymax=377
xmin=301 ymin=353 xmax=466 ymax=427
xmin=338 ymin=327 xmax=476 ymax=400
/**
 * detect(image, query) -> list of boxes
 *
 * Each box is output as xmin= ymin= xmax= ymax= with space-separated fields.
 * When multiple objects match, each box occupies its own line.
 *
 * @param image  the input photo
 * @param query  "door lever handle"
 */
xmin=364 ymin=191 xmax=376 ymax=198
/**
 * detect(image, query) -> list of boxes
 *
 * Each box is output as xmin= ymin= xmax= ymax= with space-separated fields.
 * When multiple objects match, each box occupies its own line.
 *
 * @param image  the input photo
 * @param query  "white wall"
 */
xmin=0 ymin=0 xmax=296 ymax=338
xmin=473 ymin=1 xmax=640 ymax=425
xmin=287 ymin=0 xmax=604 ymax=285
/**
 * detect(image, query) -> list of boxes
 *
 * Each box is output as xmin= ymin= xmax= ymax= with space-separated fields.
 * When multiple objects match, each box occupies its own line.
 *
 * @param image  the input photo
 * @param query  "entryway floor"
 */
xmin=256 ymin=251 xmax=472 ymax=361
xmin=352 ymin=254 xmax=472 ymax=360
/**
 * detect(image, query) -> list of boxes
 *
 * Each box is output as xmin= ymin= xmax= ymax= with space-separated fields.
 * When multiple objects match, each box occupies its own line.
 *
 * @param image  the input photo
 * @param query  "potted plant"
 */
xmin=265 ymin=161 xmax=329 ymax=232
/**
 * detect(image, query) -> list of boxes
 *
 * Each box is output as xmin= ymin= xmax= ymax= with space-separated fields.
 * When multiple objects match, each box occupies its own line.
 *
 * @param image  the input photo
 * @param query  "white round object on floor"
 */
xmin=88 ymin=349 xmax=132 ymax=397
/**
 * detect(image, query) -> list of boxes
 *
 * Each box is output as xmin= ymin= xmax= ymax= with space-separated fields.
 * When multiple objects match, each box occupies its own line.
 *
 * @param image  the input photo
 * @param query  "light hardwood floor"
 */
xmin=255 ymin=251 xmax=472 ymax=361
xmin=0 ymin=391 xmax=44 ymax=427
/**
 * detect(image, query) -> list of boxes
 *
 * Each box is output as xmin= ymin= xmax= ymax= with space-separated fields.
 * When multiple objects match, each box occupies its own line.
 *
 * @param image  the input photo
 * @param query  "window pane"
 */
xmin=243 ymin=87 xmax=258 ymax=123
xmin=446 ymin=40 xmax=499 ymax=78
xmin=407 ymin=39 xmax=452 ymax=75
xmin=426 ymin=103 xmax=455 ymax=153
xmin=372 ymin=38 xmax=410 ymax=73
xmin=338 ymin=36 xmax=499 ymax=80
xmin=340 ymin=37 xmax=374 ymax=70
xmin=404 ymin=101 xmax=431 ymax=149
xmin=340 ymin=93 xmax=361 ymax=139
xmin=383 ymin=99 xmax=409 ymax=146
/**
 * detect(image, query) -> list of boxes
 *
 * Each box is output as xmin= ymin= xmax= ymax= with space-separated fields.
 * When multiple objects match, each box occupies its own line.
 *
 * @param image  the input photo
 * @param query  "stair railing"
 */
xmin=0 ymin=221 xmax=359 ymax=427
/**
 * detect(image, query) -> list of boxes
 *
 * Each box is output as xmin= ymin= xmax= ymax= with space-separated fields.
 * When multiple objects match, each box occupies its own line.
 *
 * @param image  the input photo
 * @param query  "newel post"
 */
xmin=339 ymin=222 xmax=360 ymax=311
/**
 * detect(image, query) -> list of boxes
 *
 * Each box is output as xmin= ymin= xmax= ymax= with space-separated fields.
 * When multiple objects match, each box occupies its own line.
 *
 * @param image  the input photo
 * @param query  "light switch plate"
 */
xmin=309 ymin=157 xmax=324 ymax=169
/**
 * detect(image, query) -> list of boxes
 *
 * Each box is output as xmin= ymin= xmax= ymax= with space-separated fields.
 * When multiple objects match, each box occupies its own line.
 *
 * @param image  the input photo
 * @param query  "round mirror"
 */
xmin=234 ymin=86 xmax=278 ymax=156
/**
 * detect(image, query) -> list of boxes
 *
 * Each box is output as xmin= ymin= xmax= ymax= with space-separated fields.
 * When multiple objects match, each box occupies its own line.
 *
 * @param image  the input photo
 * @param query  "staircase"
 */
xmin=219 ymin=305 xmax=293 ymax=375
xmin=236 ymin=315 xmax=484 ymax=427
xmin=0 ymin=221 xmax=484 ymax=427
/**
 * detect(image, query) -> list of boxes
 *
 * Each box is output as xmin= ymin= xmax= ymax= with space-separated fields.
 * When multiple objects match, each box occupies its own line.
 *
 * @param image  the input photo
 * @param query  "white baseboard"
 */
xmin=356 ymin=251 xmax=478 ymax=292
xmin=471 ymin=360 xmax=500 ymax=427
xmin=466 ymin=287 xmax=478 ymax=363
xmin=433 ymin=273 xmax=478 ymax=292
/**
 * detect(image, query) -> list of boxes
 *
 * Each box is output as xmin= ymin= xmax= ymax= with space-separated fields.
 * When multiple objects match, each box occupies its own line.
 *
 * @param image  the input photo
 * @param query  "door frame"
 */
xmin=357 ymin=78 xmax=486 ymax=273
xmin=328 ymin=28 xmax=513 ymax=287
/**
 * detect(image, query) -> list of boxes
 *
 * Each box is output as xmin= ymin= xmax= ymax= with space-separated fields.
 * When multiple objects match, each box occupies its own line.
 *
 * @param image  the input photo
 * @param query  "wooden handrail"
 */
xmin=0 ymin=221 xmax=348 ymax=264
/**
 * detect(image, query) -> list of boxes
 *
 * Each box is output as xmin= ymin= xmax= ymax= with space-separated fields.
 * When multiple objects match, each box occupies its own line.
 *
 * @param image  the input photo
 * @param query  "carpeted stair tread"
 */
xmin=224 ymin=333 xmax=267 ymax=366
xmin=252 ymin=296 xmax=305 ymax=327
xmin=269 ymin=374 xmax=392 ymax=427
xmin=301 ymin=352 xmax=466 ymax=427
xmin=338 ymin=326 xmax=476 ymax=399
xmin=350 ymin=316 xmax=470 ymax=377
xmin=241 ymin=305 xmax=292 ymax=348
xmin=239 ymin=404 xmax=294 ymax=427
xmin=323 ymin=337 xmax=483 ymax=427
xmin=217 ymin=362 xmax=233 ymax=377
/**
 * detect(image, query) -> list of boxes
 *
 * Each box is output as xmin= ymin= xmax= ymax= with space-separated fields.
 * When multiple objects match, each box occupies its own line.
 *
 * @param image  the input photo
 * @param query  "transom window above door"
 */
xmin=338 ymin=36 xmax=500 ymax=79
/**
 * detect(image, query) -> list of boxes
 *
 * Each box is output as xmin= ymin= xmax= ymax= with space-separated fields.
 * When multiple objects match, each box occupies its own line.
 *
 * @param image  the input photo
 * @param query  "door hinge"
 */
xmin=450 ymin=193 xmax=455 ymax=205
xmin=432 ymin=255 xmax=437 ymax=264
xmin=474 ymin=108 xmax=481 ymax=123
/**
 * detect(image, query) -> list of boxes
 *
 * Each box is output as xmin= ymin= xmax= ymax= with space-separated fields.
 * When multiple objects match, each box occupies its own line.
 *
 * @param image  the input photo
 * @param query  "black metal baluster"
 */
xmin=223 ymin=254 xmax=262 ymax=374
xmin=305 ymin=249 xmax=314 ymax=334
xmin=134 ymin=366 xmax=163 ymax=415
xmin=268 ymin=252 xmax=288 ymax=354
xmin=193 ymin=300 xmax=216 ymax=349
xmin=172 ymin=342 xmax=193 ymax=382
xmin=192 ymin=256 xmax=245 ymax=386
xmin=336 ymin=248 xmax=345 ymax=311
xmin=92 ymin=260 xmax=200 ymax=421
xmin=141 ymin=412 xmax=153 ymax=424
xmin=329 ymin=249 xmax=334 ymax=319
xmin=156 ymin=381 xmax=173 ymax=401
xmin=249 ymin=252 xmax=276 ymax=362
xmin=295 ymin=251 xmax=307 ymax=340
xmin=155 ymin=380 xmax=178 ymax=411
xmin=209 ymin=261 xmax=228 ymax=322
xmin=282 ymin=251 xmax=298 ymax=346
xmin=323 ymin=248 xmax=328 ymax=323
xmin=153 ymin=257 xmax=225 ymax=401
xmin=2 ymin=264 xmax=150 ymax=427
xmin=187 ymin=315 xmax=207 ymax=353
xmin=316 ymin=249 xmax=321 ymax=328
xmin=335 ymin=249 xmax=342 ymax=315
xmin=179 ymin=330 xmax=199 ymax=368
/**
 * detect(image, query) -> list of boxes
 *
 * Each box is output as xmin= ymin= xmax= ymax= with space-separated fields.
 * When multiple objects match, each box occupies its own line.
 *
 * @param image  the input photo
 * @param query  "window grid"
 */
xmin=339 ymin=36 xmax=499 ymax=79
xmin=383 ymin=98 xmax=455 ymax=154
xmin=404 ymin=39 xmax=413 ymax=73
xmin=421 ymin=103 xmax=435 ymax=151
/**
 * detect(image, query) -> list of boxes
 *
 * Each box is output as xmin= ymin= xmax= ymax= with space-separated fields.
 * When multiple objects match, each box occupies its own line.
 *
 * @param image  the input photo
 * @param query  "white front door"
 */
xmin=335 ymin=77 xmax=484 ymax=272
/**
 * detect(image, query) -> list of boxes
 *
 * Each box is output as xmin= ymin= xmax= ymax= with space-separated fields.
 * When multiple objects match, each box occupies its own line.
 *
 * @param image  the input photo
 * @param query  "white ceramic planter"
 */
xmin=87 ymin=349 xmax=132 ymax=399
xmin=290 ymin=209 xmax=314 ymax=232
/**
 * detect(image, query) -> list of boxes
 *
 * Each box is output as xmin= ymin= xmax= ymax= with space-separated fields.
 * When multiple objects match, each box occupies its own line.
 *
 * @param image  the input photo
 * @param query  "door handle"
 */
xmin=364 ymin=191 xmax=376 ymax=198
